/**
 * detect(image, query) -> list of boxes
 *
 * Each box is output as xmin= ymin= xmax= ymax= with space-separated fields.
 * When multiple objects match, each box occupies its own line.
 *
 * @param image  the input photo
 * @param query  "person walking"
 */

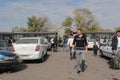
xmin=67 ymin=34 xmax=74 ymax=60
xmin=93 ymin=42 xmax=99 ymax=56
xmin=50 ymin=37 xmax=55 ymax=51
xmin=72 ymin=29 xmax=88 ymax=73
xmin=63 ymin=37 xmax=68 ymax=52
xmin=111 ymin=30 xmax=120 ymax=56
xmin=54 ymin=36 xmax=58 ymax=50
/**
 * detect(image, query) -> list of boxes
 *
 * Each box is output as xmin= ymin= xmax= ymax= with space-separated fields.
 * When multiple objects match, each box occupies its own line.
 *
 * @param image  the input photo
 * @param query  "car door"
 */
xmin=101 ymin=43 xmax=108 ymax=56
xmin=106 ymin=41 xmax=113 ymax=58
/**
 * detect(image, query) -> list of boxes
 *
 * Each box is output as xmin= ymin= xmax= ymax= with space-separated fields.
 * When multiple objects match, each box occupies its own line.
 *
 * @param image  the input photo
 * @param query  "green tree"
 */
xmin=73 ymin=8 xmax=100 ymax=32
xmin=27 ymin=16 xmax=48 ymax=32
xmin=12 ymin=26 xmax=26 ymax=32
xmin=115 ymin=26 xmax=120 ymax=31
xmin=62 ymin=17 xmax=73 ymax=36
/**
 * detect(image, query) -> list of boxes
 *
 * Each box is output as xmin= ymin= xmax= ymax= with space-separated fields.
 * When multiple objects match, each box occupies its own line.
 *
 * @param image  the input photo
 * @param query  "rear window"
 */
xmin=16 ymin=39 xmax=38 ymax=44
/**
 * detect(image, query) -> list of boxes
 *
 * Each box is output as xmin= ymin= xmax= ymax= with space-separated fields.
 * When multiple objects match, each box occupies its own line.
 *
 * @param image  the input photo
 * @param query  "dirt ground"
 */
xmin=0 ymin=48 xmax=120 ymax=80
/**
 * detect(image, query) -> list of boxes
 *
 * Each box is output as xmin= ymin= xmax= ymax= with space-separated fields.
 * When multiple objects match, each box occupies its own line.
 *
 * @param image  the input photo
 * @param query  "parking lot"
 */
xmin=0 ymin=48 xmax=120 ymax=80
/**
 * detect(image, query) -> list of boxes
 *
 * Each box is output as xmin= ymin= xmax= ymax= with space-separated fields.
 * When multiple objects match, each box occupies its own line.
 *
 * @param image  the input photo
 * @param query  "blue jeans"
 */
xmin=63 ymin=44 xmax=67 ymax=51
xmin=69 ymin=47 xmax=73 ymax=59
xmin=117 ymin=48 xmax=120 ymax=56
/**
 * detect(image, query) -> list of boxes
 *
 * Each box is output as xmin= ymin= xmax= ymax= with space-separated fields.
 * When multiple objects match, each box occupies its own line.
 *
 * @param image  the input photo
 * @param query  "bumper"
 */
xmin=0 ymin=60 xmax=22 ymax=69
xmin=18 ymin=53 xmax=42 ymax=60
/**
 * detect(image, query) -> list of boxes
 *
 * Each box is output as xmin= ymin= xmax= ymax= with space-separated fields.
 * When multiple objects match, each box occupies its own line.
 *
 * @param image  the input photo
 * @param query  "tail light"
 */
xmin=11 ymin=44 xmax=15 ymax=52
xmin=35 ymin=45 xmax=40 ymax=51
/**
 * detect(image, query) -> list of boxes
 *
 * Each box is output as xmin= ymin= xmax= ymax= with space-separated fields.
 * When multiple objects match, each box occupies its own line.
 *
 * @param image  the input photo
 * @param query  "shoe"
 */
xmin=77 ymin=70 xmax=81 ymax=74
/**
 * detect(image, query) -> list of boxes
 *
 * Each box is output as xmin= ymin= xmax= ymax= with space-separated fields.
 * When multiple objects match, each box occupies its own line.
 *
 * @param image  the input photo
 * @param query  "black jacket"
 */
xmin=111 ymin=36 xmax=118 ymax=50
xmin=73 ymin=35 xmax=88 ymax=49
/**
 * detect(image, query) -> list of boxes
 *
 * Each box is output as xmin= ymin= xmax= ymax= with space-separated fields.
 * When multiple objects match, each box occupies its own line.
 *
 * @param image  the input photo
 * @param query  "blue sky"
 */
xmin=0 ymin=0 xmax=120 ymax=32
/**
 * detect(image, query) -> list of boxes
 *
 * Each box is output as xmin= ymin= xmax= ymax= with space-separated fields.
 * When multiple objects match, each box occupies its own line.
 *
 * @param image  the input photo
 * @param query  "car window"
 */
xmin=0 ymin=41 xmax=5 ymax=47
xmin=16 ymin=39 xmax=38 ymax=44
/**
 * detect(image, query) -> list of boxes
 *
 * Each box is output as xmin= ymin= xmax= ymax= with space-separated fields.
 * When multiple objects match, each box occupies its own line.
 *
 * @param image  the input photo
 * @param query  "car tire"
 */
xmin=100 ymin=50 xmax=104 ymax=57
xmin=45 ymin=51 xmax=48 ymax=57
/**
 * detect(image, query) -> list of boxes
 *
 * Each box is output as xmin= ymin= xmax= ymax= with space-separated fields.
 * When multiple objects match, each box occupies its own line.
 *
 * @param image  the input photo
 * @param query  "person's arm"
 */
xmin=84 ymin=36 xmax=88 ymax=53
xmin=72 ymin=37 xmax=76 ymax=53
xmin=67 ymin=39 xmax=70 ymax=47
xmin=112 ymin=36 xmax=117 ymax=54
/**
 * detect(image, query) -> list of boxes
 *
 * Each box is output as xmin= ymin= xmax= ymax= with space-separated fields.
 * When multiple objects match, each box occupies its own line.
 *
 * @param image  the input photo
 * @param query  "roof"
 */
xmin=0 ymin=32 xmax=58 ymax=35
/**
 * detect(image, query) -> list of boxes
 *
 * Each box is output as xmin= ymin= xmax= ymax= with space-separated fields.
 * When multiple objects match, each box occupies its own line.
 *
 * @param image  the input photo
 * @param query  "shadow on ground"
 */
xmin=0 ymin=64 xmax=27 ymax=74
xmin=23 ymin=54 xmax=50 ymax=64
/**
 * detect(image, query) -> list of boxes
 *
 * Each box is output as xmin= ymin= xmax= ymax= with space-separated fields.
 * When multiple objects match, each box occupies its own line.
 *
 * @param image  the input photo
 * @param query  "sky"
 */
xmin=0 ymin=0 xmax=120 ymax=32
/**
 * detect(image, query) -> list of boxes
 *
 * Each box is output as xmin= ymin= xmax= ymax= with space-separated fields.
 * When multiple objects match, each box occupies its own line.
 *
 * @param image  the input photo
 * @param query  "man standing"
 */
xmin=111 ymin=30 xmax=120 ymax=56
xmin=50 ymin=37 xmax=55 ymax=51
xmin=67 ymin=34 xmax=74 ymax=60
xmin=72 ymin=29 xmax=88 ymax=73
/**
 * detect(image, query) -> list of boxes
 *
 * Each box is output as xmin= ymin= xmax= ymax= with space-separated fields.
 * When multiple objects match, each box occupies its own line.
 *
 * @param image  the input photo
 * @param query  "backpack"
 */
xmin=111 ymin=54 xmax=120 ymax=69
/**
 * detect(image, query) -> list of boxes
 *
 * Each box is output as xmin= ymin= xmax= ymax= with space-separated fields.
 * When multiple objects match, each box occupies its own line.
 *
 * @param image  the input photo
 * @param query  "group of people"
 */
xmin=66 ymin=29 xmax=88 ymax=73
xmin=64 ymin=29 xmax=120 ymax=73
xmin=50 ymin=29 xmax=120 ymax=74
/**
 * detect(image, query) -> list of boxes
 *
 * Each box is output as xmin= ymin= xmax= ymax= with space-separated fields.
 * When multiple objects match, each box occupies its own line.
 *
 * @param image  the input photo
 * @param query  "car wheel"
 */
xmin=100 ymin=50 xmax=104 ymax=57
xmin=45 ymin=51 xmax=48 ymax=57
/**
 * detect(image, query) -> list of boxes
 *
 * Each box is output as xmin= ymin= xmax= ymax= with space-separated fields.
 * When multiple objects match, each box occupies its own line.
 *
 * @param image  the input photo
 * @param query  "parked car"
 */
xmin=0 ymin=50 xmax=22 ymax=69
xmin=99 ymin=40 xmax=113 ymax=58
xmin=87 ymin=39 xmax=99 ymax=49
xmin=12 ymin=37 xmax=48 ymax=61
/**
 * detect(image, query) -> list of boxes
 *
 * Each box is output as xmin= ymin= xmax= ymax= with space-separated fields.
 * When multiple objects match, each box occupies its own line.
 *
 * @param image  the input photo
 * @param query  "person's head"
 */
xmin=116 ymin=30 xmax=120 ymax=37
xmin=77 ymin=28 xmax=83 ymax=35
xmin=70 ymin=34 xmax=73 ymax=38
xmin=94 ymin=42 xmax=96 ymax=45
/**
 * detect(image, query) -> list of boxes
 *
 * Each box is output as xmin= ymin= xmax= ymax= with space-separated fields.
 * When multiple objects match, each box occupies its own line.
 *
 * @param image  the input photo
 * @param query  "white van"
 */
xmin=12 ymin=37 xmax=48 ymax=61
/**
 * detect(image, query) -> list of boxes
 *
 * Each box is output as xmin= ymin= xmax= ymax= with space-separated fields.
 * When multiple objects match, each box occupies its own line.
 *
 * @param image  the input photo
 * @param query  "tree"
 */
xmin=115 ymin=26 xmax=120 ymax=31
xmin=12 ymin=26 xmax=26 ymax=32
xmin=73 ymin=8 xmax=100 ymax=32
xmin=62 ymin=17 xmax=73 ymax=36
xmin=27 ymin=16 xmax=48 ymax=32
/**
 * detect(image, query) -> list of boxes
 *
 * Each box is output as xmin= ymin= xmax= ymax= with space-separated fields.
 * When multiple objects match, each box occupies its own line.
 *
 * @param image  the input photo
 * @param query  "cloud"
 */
xmin=0 ymin=0 xmax=120 ymax=31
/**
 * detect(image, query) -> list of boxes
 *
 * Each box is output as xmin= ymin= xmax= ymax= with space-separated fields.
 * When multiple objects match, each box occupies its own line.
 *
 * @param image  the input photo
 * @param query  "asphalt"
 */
xmin=0 ymin=48 xmax=120 ymax=80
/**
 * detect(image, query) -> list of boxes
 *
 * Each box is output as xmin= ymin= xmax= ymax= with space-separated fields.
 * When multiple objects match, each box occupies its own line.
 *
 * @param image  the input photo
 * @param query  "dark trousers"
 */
xmin=69 ymin=47 xmax=73 ymax=59
xmin=94 ymin=50 xmax=98 ymax=56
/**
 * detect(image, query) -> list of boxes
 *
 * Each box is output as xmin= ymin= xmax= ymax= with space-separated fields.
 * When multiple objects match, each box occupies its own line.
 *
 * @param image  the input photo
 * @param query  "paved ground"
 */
xmin=0 ymin=48 xmax=120 ymax=80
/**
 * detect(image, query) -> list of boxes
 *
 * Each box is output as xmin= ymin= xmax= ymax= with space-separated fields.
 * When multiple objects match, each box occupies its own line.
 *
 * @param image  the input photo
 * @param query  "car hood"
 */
xmin=0 ymin=50 xmax=16 ymax=57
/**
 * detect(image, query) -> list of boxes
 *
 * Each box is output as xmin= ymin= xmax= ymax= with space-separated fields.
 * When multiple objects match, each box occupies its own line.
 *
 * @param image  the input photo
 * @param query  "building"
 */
xmin=0 ymin=32 xmax=58 ymax=40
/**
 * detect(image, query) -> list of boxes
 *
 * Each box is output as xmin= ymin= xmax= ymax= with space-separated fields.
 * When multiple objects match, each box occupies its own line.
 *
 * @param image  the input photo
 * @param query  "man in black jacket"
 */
xmin=111 ymin=30 xmax=120 ymax=56
xmin=72 ymin=29 xmax=88 ymax=73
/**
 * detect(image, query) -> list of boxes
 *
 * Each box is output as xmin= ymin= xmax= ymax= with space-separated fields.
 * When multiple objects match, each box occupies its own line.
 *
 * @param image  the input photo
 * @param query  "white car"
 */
xmin=87 ymin=39 xmax=99 ymax=49
xmin=99 ymin=40 xmax=113 ymax=58
xmin=12 ymin=37 xmax=48 ymax=61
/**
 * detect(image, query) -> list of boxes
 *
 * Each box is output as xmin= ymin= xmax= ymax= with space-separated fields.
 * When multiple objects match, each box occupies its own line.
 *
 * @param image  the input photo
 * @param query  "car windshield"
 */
xmin=16 ymin=39 xmax=38 ymax=44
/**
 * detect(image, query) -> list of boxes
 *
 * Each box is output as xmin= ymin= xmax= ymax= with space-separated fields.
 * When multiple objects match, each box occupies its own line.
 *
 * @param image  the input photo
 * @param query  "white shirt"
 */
xmin=117 ymin=37 xmax=120 ymax=47
xmin=50 ymin=38 xmax=54 ymax=44
xmin=67 ymin=38 xmax=74 ymax=47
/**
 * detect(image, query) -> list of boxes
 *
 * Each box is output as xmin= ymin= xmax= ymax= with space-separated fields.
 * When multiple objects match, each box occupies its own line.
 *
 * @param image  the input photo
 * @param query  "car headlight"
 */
xmin=0 ymin=54 xmax=5 ymax=61
xmin=4 ymin=56 xmax=16 ymax=61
